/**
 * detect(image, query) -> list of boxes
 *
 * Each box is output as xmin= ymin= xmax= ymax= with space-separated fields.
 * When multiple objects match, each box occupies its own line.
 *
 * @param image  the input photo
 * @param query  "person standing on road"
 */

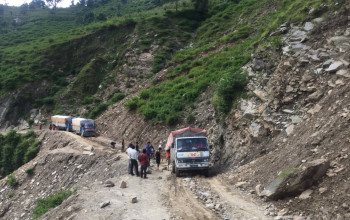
xmin=121 ymin=139 xmax=125 ymax=152
xmin=155 ymin=147 xmax=161 ymax=170
xmin=140 ymin=149 xmax=148 ymax=178
xmin=126 ymin=144 xmax=139 ymax=176
xmin=126 ymin=143 xmax=132 ymax=174
xmin=135 ymin=141 xmax=139 ymax=153
xmin=150 ymin=144 xmax=155 ymax=159
xmin=166 ymin=149 xmax=171 ymax=170
xmin=145 ymin=142 xmax=151 ymax=162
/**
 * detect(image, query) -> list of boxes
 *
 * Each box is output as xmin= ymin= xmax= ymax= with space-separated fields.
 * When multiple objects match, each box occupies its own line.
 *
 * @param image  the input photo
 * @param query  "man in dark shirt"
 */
xmin=139 ymin=149 xmax=148 ymax=179
xmin=135 ymin=141 xmax=139 ymax=152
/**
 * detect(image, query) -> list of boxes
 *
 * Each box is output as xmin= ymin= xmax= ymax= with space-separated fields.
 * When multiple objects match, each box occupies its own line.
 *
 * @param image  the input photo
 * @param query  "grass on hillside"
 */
xmin=125 ymin=0 xmax=343 ymax=125
xmin=33 ymin=190 xmax=73 ymax=219
xmin=0 ymin=130 xmax=40 ymax=178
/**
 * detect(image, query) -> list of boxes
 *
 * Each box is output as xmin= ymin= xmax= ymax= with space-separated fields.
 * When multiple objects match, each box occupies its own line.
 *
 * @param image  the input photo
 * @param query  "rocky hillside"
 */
xmin=95 ymin=1 xmax=350 ymax=219
xmin=0 ymin=0 xmax=350 ymax=219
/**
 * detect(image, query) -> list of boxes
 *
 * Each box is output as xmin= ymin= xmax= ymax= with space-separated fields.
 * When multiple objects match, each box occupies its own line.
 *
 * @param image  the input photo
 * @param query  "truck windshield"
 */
xmin=177 ymin=138 xmax=208 ymax=152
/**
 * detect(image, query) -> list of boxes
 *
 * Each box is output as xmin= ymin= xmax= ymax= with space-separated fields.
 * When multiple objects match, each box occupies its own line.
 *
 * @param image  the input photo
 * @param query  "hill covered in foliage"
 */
xmin=0 ymin=0 xmax=346 ymax=128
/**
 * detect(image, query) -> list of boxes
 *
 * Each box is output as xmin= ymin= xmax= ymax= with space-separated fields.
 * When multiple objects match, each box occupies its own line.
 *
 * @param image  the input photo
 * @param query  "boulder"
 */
xmin=304 ymin=22 xmax=314 ymax=31
xmin=307 ymin=104 xmax=322 ymax=115
xmin=130 ymin=197 xmax=138 ymax=203
xmin=104 ymin=180 xmax=115 ymax=187
xmin=255 ymin=184 xmax=264 ymax=197
xmin=253 ymin=90 xmax=267 ymax=101
xmin=285 ymin=125 xmax=294 ymax=136
xmin=307 ymin=91 xmax=323 ymax=102
xmin=336 ymin=69 xmax=350 ymax=78
xmin=299 ymin=189 xmax=313 ymax=200
xmin=325 ymin=61 xmax=343 ymax=72
xmin=249 ymin=122 xmax=267 ymax=141
xmin=100 ymin=201 xmax=110 ymax=208
xmin=120 ymin=181 xmax=127 ymax=188
xmin=252 ymin=58 xmax=265 ymax=71
xmin=235 ymin=181 xmax=248 ymax=188
xmin=261 ymin=159 xmax=330 ymax=200
xmin=84 ymin=146 xmax=94 ymax=152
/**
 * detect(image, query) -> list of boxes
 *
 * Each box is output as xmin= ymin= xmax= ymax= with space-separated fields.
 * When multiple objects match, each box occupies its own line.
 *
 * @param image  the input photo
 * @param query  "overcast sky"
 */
xmin=0 ymin=0 xmax=76 ymax=8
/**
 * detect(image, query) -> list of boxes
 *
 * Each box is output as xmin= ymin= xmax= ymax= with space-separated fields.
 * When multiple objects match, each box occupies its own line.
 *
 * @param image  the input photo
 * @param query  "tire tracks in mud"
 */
xmin=165 ymin=173 xmax=271 ymax=220
xmin=167 ymin=174 xmax=218 ymax=220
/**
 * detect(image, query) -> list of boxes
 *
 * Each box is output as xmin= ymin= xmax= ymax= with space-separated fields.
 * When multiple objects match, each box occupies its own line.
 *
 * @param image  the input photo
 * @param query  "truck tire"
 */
xmin=203 ymin=169 xmax=209 ymax=177
xmin=172 ymin=161 xmax=175 ymax=173
xmin=175 ymin=167 xmax=180 ymax=177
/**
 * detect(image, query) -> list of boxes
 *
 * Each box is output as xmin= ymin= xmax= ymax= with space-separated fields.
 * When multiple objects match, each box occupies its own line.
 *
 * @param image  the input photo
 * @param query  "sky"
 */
xmin=0 ymin=0 xmax=76 ymax=8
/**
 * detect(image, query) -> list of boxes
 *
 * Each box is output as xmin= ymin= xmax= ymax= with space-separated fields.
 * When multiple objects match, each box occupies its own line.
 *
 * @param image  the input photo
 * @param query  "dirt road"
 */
xmin=57 ymin=131 xmax=270 ymax=220
xmin=0 ymin=130 xmax=269 ymax=220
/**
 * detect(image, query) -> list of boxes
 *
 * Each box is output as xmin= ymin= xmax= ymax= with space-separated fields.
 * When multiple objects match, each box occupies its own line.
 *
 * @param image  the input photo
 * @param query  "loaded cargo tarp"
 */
xmin=165 ymin=127 xmax=207 ymax=151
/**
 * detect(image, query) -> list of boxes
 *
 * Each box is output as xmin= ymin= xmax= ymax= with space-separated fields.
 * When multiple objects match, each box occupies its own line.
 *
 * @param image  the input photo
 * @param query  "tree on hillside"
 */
xmin=20 ymin=3 xmax=29 ymax=14
xmin=46 ymin=0 xmax=62 ymax=9
xmin=0 ymin=4 xmax=4 ymax=16
xmin=30 ymin=0 xmax=46 ymax=9
xmin=86 ymin=0 xmax=94 ymax=8
xmin=78 ymin=0 xmax=86 ymax=6
xmin=192 ymin=0 xmax=208 ymax=12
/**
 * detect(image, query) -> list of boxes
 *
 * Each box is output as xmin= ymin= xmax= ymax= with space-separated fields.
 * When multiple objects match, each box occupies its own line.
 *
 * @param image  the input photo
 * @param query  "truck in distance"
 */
xmin=71 ymin=118 xmax=96 ymax=137
xmin=51 ymin=115 xmax=73 ymax=131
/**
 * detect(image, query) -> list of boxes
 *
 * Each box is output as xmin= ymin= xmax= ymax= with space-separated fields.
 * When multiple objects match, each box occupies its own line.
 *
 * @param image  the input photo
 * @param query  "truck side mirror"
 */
xmin=209 ymin=145 xmax=213 ymax=149
xmin=172 ymin=143 xmax=174 ymax=148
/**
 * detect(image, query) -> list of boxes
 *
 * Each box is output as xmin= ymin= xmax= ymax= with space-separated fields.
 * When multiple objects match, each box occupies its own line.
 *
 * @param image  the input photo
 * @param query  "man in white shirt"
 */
xmin=126 ymin=144 xmax=139 ymax=176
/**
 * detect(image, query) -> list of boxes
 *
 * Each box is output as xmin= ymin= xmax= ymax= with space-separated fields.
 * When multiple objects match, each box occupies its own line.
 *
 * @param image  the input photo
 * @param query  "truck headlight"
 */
xmin=177 ymin=159 xmax=184 ymax=163
xmin=203 ymin=158 xmax=209 ymax=162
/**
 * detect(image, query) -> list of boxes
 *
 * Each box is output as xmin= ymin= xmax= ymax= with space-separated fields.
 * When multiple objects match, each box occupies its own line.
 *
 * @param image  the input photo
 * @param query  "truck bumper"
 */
xmin=176 ymin=163 xmax=209 ymax=170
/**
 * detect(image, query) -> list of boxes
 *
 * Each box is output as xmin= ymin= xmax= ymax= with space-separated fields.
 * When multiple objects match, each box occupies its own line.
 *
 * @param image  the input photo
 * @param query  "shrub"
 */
xmin=8 ymin=190 xmax=15 ymax=198
xmin=110 ymin=93 xmax=125 ymax=103
xmin=23 ymin=141 xmax=40 ymax=163
xmin=166 ymin=112 xmax=181 ymax=126
xmin=25 ymin=168 xmax=35 ymax=175
xmin=186 ymin=114 xmax=195 ymax=123
xmin=124 ymin=97 xmax=139 ymax=110
xmin=7 ymin=173 xmax=18 ymax=187
xmin=27 ymin=119 xmax=34 ymax=126
xmin=83 ymin=96 xmax=101 ymax=105
xmin=139 ymin=90 xmax=150 ymax=99
xmin=33 ymin=190 xmax=73 ymax=220
xmin=215 ymin=71 xmax=249 ymax=113
xmin=89 ymin=103 xmax=109 ymax=119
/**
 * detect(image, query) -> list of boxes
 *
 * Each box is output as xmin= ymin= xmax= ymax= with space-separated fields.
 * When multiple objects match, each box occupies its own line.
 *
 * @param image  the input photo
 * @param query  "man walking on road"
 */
xmin=126 ymin=144 xmax=139 ymax=176
xmin=140 ymin=149 xmax=148 ymax=178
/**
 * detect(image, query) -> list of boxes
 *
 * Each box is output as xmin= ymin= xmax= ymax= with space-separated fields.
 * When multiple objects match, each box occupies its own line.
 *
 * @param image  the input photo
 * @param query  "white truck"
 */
xmin=165 ymin=127 xmax=211 ymax=177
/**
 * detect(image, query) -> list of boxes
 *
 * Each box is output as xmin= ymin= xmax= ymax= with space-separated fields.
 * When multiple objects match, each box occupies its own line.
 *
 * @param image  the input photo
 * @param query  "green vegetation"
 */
xmin=7 ymin=173 xmax=18 ymax=187
xmin=0 ymin=0 xmax=344 ymax=125
xmin=0 ymin=130 xmax=40 ymax=178
xmin=25 ymin=167 xmax=35 ymax=176
xmin=88 ymin=92 xmax=125 ymax=118
xmin=278 ymin=168 xmax=299 ymax=181
xmin=124 ymin=0 xmax=342 ymax=124
xmin=8 ymin=190 xmax=15 ymax=198
xmin=33 ymin=190 xmax=74 ymax=219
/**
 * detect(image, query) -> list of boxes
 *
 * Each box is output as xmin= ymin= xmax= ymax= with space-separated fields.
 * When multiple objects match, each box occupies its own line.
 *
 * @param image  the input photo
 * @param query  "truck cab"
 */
xmin=171 ymin=136 xmax=210 ymax=177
